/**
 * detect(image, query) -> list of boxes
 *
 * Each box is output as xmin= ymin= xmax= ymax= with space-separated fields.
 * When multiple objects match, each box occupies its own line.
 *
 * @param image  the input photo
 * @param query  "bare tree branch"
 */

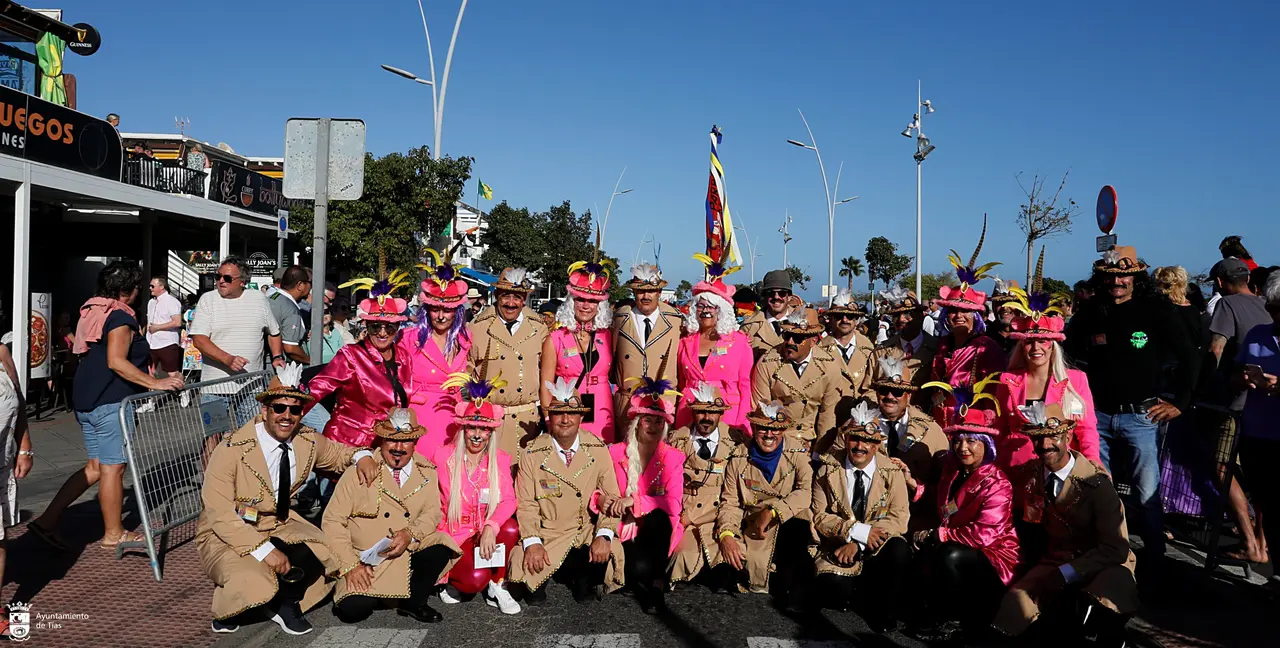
xmin=1015 ymin=169 xmax=1079 ymax=285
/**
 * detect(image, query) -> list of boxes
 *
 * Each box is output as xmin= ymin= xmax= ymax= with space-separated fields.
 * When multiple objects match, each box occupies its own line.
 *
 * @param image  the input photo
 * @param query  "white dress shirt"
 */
xmin=790 ymin=351 xmax=814 ymax=377
xmin=844 ymin=455 xmax=877 ymax=546
xmin=522 ymin=434 xmax=614 ymax=549
xmin=693 ymin=427 xmax=721 ymax=458
xmin=880 ymin=417 xmax=911 ymax=452
xmin=501 ymin=311 xmax=525 ymax=335
xmin=630 ymin=309 xmax=660 ymax=347
xmin=387 ymin=461 xmax=414 ymax=487
xmin=1045 ymin=453 xmax=1079 ymax=583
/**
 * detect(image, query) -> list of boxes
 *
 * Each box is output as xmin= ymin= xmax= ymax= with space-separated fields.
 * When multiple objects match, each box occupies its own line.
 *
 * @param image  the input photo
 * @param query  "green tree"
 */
xmin=478 ymin=202 xmax=545 ymax=272
xmin=786 ymin=265 xmax=812 ymax=290
xmin=865 ymin=237 xmax=913 ymax=290
xmin=1041 ymin=277 xmax=1072 ymax=296
xmin=675 ymin=279 xmax=694 ymax=302
xmin=289 ymin=147 xmax=473 ymax=278
xmin=898 ymin=271 xmax=956 ymax=301
xmin=838 ymin=256 xmax=865 ymax=292
xmin=479 ymin=199 xmax=625 ymax=299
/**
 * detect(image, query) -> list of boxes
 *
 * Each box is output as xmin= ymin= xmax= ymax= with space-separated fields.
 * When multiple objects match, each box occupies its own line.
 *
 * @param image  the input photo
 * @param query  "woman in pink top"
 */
xmin=432 ymin=373 xmax=521 ymax=614
xmin=930 ymin=218 xmax=1007 ymax=390
xmin=406 ymin=251 xmax=472 ymax=456
xmin=594 ymin=380 xmax=684 ymax=614
xmin=675 ymin=257 xmax=753 ymax=432
xmin=993 ymin=276 xmax=1100 ymax=475
xmin=540 ymin=257 xmax=615 ymax=441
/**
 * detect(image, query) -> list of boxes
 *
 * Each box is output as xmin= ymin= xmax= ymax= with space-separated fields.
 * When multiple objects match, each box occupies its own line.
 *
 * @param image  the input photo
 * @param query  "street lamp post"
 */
xmin=599 ymin=167 xmax=632 ymax=245
xmin=734 ymin=223 xmax=763 ymax=283
xmin=788 ymin=109 xmax=857 ymax=306
xmin=779 ymin=211 xmax=793 ymax=268
xmin=900 ymin=80 xmax=936 ymax=298
xmin=381 ymin=0 xmax=470 ymax=160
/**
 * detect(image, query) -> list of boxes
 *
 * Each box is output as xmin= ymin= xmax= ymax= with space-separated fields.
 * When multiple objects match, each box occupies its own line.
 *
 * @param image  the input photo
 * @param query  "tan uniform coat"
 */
xmin=322 ymin=456 xmax=462 ymax=603
xmin=810 ymin=454 xmax=910 ymax=578
xmin=610 ymin=303 xmax=683 ymax=419
xmin=817 ymin=332 xmax=875 ymax=416
xmin=468 ymin=307 xmax=549 ymax=455
xmin=196 ymin=420 xmax=358 ymax=620
xmin=740 ymin=310 xmax=786 ymax=361
xmin=507 ymin=433 xmax=626 ymax=592
xmin=994 ymin=451 xmax=1139 ymax=636
xmin=667 ymin=423 xmax=744 ymax=583
xmin=714 ymin=440 xmax=813 ymax=590
xmin=751 ymin=347 xmax=842 ymax=448
xmin=879 ymin=407 xmax=949 ymax=532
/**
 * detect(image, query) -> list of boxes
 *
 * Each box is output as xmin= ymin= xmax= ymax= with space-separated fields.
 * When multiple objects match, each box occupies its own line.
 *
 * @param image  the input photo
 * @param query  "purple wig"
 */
xmin=416 ymin=303 xmax=471 ymax=357
xmin=937 ymin=306 xmax=986 ymax=336
xmin=951 ymin=432 xmax=997 ymax=465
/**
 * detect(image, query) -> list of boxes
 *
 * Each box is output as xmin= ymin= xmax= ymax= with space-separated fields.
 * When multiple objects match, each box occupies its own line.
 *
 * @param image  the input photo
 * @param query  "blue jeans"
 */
xmin=1096 ymin=410 xmax=1165 ymax=557
xmin=300 ymin=403 xmax=331 ymax=433
xmin=76 ymin=403 xmax=126 ymax=465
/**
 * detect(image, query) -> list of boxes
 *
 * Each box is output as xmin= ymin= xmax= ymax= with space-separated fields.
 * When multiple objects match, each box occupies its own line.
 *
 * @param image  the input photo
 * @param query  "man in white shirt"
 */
xmin=810 ymin=409 xmax=911 ymax=631
xmin=145 ymin=277 xmax=185 ymax=375
xmin=668 ymin=383 xmax=742 ymax=585
xmin=196 ymin=366 xmax=376 ymax=636
xmin=508 ymin=378 xmax=624 ymax=603
xmin=611 ymin=264 xmax=681 ymax=420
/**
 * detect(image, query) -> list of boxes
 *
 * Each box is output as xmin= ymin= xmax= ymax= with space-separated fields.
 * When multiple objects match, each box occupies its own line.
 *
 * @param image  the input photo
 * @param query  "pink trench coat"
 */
xmin=305 ymin=339 xmax=416 ymax=448
xmin=994 ymin=370 xmax=1101 ymax=474
xmin=935 ymin=459 xmax=1021 ymax=585
xmin=549 ymin=327 xmax=615 ymax=441
xmin=674 ymin=331 xmax=753 ymax=432
xmin=403 ymin=331 xmax=472 ymax=457
xmin=591 ymin=442 xmax=686 ymax=556
xmin=431 ymin=445 xmax=517 ymax=546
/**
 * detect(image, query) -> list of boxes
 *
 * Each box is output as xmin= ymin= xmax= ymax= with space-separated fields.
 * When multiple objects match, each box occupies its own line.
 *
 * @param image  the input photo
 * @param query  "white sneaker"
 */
xmin=486 ymin=581 xmax=521 ymax=615
xmin=136 ymin=400 xmax=156 ymax=414
xmin=437 ymin=585 xmax=462 ymax=604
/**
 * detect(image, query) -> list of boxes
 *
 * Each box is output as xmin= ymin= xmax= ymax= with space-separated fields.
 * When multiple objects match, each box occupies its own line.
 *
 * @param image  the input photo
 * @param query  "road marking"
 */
xmin=535 ymin=634 xmax=643 ymax=648
xmin=305 ymin=627 xmax=428 ymax=648
xmin=746 ymin=639 xmax=854 ymax=648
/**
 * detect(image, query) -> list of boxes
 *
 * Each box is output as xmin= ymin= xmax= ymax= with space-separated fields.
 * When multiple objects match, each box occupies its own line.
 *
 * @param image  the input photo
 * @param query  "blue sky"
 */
xmin=58 ymin=0 xmax=1279 ymax=299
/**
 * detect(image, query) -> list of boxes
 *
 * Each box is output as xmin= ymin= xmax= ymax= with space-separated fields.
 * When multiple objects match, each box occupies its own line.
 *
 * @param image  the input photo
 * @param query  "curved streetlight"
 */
xmin=599 ymin=166 xmax=632 ymax=246
xmin=901 ymin=80 xmax=936 ymax=297
xmin=380 ymin=0 xmax=469 ymax=160
xmin=787 ymin=111 xmax=855 ymax=305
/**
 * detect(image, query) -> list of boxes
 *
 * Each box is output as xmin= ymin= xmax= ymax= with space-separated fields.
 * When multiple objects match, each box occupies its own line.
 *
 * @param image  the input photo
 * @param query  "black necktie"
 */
xmin=840 ymin=345 xmax=852 ymax=363
xmin=643 ymin=317 xmax=652 ymax=345
xmin=772 ymin=321 xmax=782 ymax=336
xmin=852 ymin=471 xmax=867 ymax=521
xmin=792 ymin=361 xmax=805 ymax=377
xmin=884 ymin=421 xmax=901 ymax=456
xmin=697 ymin=438 xmax=712 ymax=460
xmin=505 ymin=319 xmax=516 ymax=333
xmin=1045 ymin=474 xmax=1061 ymax=502
xmin=277 ymin=442 xmax=291 ymax=520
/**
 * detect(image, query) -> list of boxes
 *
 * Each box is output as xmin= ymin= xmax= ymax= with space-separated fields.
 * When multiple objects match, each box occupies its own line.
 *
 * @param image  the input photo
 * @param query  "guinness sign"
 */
xmin=67 ymin=23 xmax=101 ymax=56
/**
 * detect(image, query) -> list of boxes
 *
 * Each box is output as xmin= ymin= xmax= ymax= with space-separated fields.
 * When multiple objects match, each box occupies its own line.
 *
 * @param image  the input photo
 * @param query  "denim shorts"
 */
xmin=76 ymin=402 xmax=127 ymax=465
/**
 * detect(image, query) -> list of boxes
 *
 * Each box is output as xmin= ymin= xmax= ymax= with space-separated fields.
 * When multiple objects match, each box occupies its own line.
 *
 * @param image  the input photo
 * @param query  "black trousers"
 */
xmin=533 ymin=544 xmax=607 ymax=599
xmin=815 ymin=536 xmax=911 ymax=621
xmin=915 ymin=541 xmax=1004 ymax=628
xmin=1241 ymin=437 xmax=1280 ymax=563
xmin=268 ymin=537 xmax=324 ymax=607
xmin=767 ymin=518 xmax=815 ymax=600
xmin=334 ymin=545 xmax=454 ymax=621
xmin=623 ymin=511 xmax=673 ymax=595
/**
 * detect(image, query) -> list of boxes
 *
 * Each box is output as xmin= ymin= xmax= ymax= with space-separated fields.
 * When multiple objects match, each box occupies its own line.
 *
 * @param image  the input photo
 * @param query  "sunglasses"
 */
xmin=367 ymin=322 xmax=401 ymax=333
xmin=270 ymin=404 xmax=303 ymax=415
xmin=218 ymin=274 xmax=241 ymax=284
xmin=781 ymin=332 xmax=814 ymax=343
xmin=764 ymin=290 xmax=791 ymax=299
xmin=834 ymin=313 xmax=858 ymax=321
xmin=877 ymin=387 xmax=908 ymax=398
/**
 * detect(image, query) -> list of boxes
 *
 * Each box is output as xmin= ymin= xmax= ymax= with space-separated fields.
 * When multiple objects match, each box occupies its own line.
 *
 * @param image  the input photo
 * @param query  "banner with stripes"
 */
xmin=705 ymin=125 xmax=742 ymax=268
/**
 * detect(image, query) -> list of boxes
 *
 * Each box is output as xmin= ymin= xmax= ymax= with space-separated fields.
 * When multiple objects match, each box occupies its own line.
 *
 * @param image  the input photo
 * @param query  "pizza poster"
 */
xmin=30 ymin=293 xmax=51 ymax=380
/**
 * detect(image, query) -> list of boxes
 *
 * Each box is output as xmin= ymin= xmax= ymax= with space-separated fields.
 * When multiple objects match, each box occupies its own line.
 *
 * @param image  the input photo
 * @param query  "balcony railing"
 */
xmin=122 ymin=158 xmax=208 ymax=197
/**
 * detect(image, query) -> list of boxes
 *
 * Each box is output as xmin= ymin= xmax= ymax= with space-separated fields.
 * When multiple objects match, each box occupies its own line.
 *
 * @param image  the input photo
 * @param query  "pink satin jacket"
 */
xmin=931 ymin=334 xmax=1007 ymax=386
xmin=404 ymin=331 xmax=472 ymax=456
xmin=432 ymin=444 xmax=517 ymax=546
xmin=935 ymin=460 xmax=1021 ymax=585
xmin=305 ymin=340 xmax=414 ymax=448
xmin=994 ymin=369 xmax=1101 ymax=473
xmin=597 ymin=441 xmax=685 ymax=556
xmin=675 ymin=331 xmax=753 ymax=432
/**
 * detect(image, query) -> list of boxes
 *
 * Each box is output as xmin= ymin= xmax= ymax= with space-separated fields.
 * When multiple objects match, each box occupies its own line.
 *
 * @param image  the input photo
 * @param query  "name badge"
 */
xmin=1092 ymin=334 xmax=1107 ymax=346
xmin=1023 ymin=498 xmax=1044 ymax=524
xmin=540 ymin=479 xmax=561 ymax=494
xmin=236 ymin=503 xmax=259 ymax=524
xmin=899 ymin=435 xmax=915 ymax=452
xmin=461 ymin=515 xmax=472 ymax=525
xmin=563 ymin=348 xmax=579 ymax=358
xmin=479 ymin=488 xmax=491 ymax=504
xmin=942 ymin=501 xmax=959 ymax=519
xmin=649 ymin=485 xmax=666 ymax=497
xmin=712 ymin=346 xmax=728 ymax=356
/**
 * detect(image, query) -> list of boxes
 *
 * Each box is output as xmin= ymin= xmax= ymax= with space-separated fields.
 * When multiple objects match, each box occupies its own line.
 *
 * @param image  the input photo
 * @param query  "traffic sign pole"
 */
xmin=308 ymin=119 xmax=331 ymax=367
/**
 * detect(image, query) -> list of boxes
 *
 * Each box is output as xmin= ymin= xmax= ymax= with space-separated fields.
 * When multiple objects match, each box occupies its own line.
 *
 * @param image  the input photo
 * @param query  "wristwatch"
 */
xmin=271 ymin=354 xmax=286 ymax=362
xmin=17 ymin=450 xmax=33 ymax=457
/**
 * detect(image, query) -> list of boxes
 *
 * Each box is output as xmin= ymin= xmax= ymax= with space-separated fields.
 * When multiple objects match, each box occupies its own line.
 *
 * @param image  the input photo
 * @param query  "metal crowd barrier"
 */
xmin=117 ymin=370 xmax=273 ymax=581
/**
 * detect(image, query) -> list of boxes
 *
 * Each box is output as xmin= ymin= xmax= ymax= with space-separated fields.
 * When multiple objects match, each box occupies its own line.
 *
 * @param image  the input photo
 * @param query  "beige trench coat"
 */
xmin=196 ymin=419 xmax=358 ymax=620
xmin=810 ymin=454 xmax=910 ymax=578
xmin=751 ymin=346 xmax=842 ymax=448
xmin=860 ymin=334 xmax=940 ymax=411
xmin=321 ymin=455 xmax=461 ymax=603
xmin=816 ymin=332 xmax=875 ymax=419
xmin=610 ymin=304 xmax=683 ymax=420
xmin=507 ymin=433 xmax=626 ymax=592
xmin=468 ymin=308 xmax=549 ymax=456
xmin=666 ymin=423 xmax=744 ymax=583
xmin=714 ymin=440 xmax=813 ymax=590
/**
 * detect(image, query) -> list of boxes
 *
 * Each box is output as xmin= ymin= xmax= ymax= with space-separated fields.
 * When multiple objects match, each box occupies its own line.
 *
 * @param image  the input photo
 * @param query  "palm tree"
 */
xmin=838 ymin=256 xmax=865 ymax=292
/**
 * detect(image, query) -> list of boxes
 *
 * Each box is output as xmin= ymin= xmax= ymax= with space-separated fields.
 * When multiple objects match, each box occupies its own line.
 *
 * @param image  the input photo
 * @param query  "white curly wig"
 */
xmin=683 ymin=291 xmax=737 ymax=336
xmin=555 ymin=294 xmax=614 ymax=332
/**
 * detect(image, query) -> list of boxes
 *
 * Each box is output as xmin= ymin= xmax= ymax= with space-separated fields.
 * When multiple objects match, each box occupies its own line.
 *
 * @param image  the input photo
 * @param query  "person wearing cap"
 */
xmin=995 ymin=274 xmax=1100 ymax=474
xmin=993 ymin=403 xmax=1137 ymax=644
xmin=466 ymin=287 xmax=485 ymax=322
xmin=1064 ymin=245 xmax=1195 ymax=573
xmin=537 ymin=299 xmax=561 ymax=328
xmin=751 ymin=309 xmax=842 ymax=451
xmin=540 ymin=256 xmax=616 ymax=441
xmin=676 ymin=257 xmax=754 ymax=432
xmin=929 ymin=219 xmax=1007 ymax=390
xmin=405 ymin=249 xmax=474 ymax=456
xmin=323 ymin=408 xmax=461 ymax=624
xmin=863 ymin=286 xmax=938 ymax=409
xmin=431 ymin=373 xmax=522 ymax=614
xmin=198 ymin=364 xmax=378 ymax=636
xmin=468 ymin=268 xmax=549 ymax=456
xmin=986 ymin=278 xmax=1022 ymax=354
xmin=818 ymin=288 xmax=875 ymax=410
xmin=612 ymin=264 xmax=683 ymax=422
xmin=741 ymin=269 xmax=798 ymax=360
xmin=509 ymin=377 xmax=625 ymax=603
xmin=908 ymin=377 xmax=1018 ymax=642
xmin=715 ymin=401 xmax=814 ymax=602
xmin=810 ymin=402 xmax=911 ymax=631
xmin=668 ymin=382 xmax=744 ymax=587
xmin=594 ymin=377 xmax=685 ymax=613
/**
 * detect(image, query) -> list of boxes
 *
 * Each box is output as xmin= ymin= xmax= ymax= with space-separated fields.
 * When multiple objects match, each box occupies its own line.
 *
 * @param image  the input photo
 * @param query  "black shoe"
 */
xmin=210 ymin=619 xmax=239 ymax=634
xmin=910 ymin=619 xmax=962 ymax=642
xmin=639 ymin=589 xmax=668 ymax=615
xmin=269 ymin=603 xmax=313 ymax=636
xmin=867 ymin=616 xmax=903 ymax=635
xmin=397 ymin=601 xmax=443 ymax=623
xmin=522 ymin=584 xmax=548 ymax=605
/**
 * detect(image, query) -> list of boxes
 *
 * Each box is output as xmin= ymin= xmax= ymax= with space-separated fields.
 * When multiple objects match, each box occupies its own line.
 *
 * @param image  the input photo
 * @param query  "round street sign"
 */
xmin=67 ymin=23 xmax=102 ymax=56
xmin=1096 ymin=185 xmax=1118 ymax=234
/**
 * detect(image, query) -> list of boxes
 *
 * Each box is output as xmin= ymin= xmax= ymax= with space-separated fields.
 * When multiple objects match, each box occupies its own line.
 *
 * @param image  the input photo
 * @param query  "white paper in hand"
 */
xmin=360 ymin=536 xmax=394 ymax=566
xmin=474 ymin=543 xmax=506 ymax=569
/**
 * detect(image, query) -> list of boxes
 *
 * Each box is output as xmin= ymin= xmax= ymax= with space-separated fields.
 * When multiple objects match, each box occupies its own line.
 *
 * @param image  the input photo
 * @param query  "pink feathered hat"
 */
xmin=690 ymin=250 xmax=741 ymax=304
xmin=626 ymin=375 xmax=679 ymax=425
xmin=442 ymin=371 xmax=506 ymax=429
xmin=922 ymin=373 xmax=1003 ymax=437
xmin=340 ymin=267 xmax=412 ymax=323
xmin=1007 ymin=247 xmax=1070 ymax=342
xmin=936 ymin=215 xmax=1000 ymax=312
xmin=417 ymin=246 xmax=471 ymax=308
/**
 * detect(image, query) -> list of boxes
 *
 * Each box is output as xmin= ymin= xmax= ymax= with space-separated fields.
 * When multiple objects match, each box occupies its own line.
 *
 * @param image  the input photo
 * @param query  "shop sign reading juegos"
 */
xmin=0 ymin=84 xmax=122 ymax=179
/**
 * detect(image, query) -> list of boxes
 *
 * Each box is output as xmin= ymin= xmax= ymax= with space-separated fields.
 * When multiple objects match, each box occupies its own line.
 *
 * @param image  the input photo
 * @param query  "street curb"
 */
xmin=213 ymin=622 xmax=278 ymax=648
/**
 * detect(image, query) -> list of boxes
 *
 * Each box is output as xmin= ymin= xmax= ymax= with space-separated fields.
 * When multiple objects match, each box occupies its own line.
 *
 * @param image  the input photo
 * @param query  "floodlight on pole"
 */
xmin=901 ymin=80 xmax=937 ymax=298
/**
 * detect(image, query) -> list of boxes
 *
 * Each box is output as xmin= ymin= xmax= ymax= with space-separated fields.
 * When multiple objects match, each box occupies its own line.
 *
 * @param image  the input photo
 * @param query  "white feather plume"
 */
xmin=1102 ymin=248 xmax=1121 ymax=264
xmin=388 ymin=408 xmax=414 ymax=431
xmin=758 ymin=400 xmax=783 ymax=420
xmin=545 ymin=377 xmax=577 ymax=403
xmin=276 ymin=362 xmax=303 ymax=388
xmin=501 ymin=267 xmax=528 ymax=286
xmin=879 ymin=286 xmax=910 ymax=304
xmin=784 ymin=309 xmax=808 ymax=327
xmin=1018 ymin=400 xmax=1048 ymax=425
xmin=691 ymin=381 xmax=717 ymax=404
xmin=848 ymin=401 xmax=881 ymax=426
xmin=877 ymin=355 xmax=906 ymax=381
xmin=993 ymin=277 xmax=1009 ymax=295
xmin=832 ymin=288 xmax=853 ymax=307
xmin=629 ymin=263 xmax=662 ymax=284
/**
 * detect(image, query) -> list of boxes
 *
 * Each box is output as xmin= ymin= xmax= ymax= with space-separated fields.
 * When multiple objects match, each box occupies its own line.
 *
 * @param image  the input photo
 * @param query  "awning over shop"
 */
xmin=459 ymin=266 xmax=496 ymax=287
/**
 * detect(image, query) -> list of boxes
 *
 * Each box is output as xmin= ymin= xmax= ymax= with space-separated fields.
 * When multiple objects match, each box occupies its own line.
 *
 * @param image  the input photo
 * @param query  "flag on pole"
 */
xmin=479 ymin=181 xmax=493 ymax=201
xmin=705 ymin=125 xmax=742 ymax=269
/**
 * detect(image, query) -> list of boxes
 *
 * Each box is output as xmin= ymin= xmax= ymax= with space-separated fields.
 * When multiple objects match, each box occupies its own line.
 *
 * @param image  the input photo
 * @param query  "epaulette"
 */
xmin=727 ymin=444 xmax=751 ymax=460
xmin=759 ymin=348 xmax=783 ymax=364
xmin=815 ymin=453 xmax=843 ymax=470
xmin=612 ymin=307 xmax=631 ymax=319
xmin=525 ymin=439 xmax=554 ymax=454
xmin=414 ymin=456 xmax=437 ymax=470
xmin=879 ymin=461 xmax=905 ymax=473
xmin=580 ymin=437 xmax=607 ymax=449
